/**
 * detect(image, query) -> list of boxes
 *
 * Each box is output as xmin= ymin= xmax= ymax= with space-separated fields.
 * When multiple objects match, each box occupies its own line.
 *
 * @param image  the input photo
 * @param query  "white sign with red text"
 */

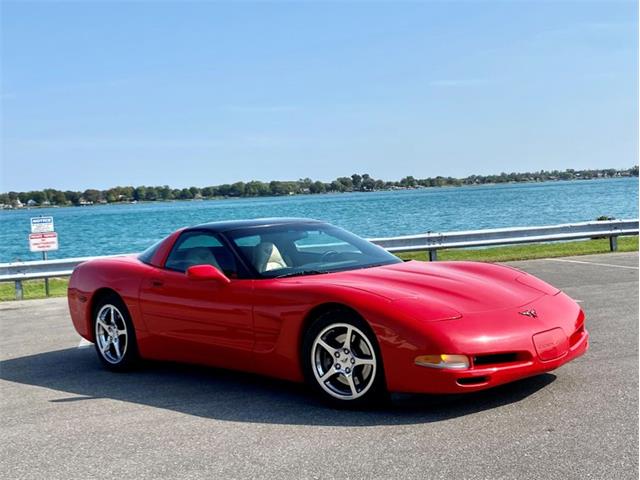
xmin=29 ymin=232 xmax=59 ymax=252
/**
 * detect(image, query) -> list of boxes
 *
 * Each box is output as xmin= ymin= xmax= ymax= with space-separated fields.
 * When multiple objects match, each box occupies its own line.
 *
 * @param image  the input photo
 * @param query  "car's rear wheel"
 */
xmin=302 ymin=310 xmax=387 ymax=407
xmin=93 ymin=294 xmax=138 ymax=371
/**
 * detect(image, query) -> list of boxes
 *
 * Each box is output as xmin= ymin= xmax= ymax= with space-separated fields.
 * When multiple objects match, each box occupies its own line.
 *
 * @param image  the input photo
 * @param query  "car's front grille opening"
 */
xmin=473 ymin=353 xmax=519 ymax=366
xmin=457 ymin=376 xmax=488 ymax=386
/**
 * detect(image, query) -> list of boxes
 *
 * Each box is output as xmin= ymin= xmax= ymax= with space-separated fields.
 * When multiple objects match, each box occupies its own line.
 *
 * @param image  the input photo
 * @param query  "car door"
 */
xmin=138 ymin=230 xmax=254 ymax=371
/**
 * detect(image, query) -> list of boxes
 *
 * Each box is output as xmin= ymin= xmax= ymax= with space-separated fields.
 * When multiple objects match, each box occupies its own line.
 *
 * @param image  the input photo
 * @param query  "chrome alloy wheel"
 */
xmin=311 ymin=323 xmax=377 ymax=400
xmin=95 ymin=304 xmax=128 ymax=364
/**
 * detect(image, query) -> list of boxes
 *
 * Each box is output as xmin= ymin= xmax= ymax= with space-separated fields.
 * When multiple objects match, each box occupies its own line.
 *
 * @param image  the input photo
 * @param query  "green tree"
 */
xmin=201 ymin=187 xmax=215 ymax=197
xmin=400 ymin=176 xmax=417 ymax=187
xmin=133 ymin=187 xmax=146 ymax=201
xmin=310 ymin=181 xmax=326 ymax=194
xmin=217 ymin=184 xmax=231 ymax=196
xmin=144 ymin=187 xmax=158 ymax=201
xmin=245 ymin=181 xmax=269 ymax=196
xmin=351 ymin=174 xmax=362 ymax=190
xmin=329 ymin=180 xmax=344 ymax=192
xmin=159 ymin=185 xmax=173 ymax=200
xmin=336 ymin=177 xmax=353 ymax=191
xmin=361 ymin=174 xmax=376 ymax=191
xmin=229 ymin=182 xmax=245 ymax=197
xmin=179 ymin=188 xmax=193 ymax=199
xmin=82 ymin=189 xmax=101 ymax=203
xmin=65 ymin=191 xmax=82 ymax=205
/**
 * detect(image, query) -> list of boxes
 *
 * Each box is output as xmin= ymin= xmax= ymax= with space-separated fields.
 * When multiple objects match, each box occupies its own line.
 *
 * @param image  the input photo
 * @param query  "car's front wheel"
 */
xmin=93 ymin=294 xmax=138 ymax=371
xmin=302 ymin=310 xmax=387 ymax=407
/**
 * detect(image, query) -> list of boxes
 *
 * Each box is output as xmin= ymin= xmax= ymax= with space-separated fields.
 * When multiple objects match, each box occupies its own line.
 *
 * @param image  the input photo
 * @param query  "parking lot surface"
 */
xmin=1 ymin=252 xmax=638 ymax=479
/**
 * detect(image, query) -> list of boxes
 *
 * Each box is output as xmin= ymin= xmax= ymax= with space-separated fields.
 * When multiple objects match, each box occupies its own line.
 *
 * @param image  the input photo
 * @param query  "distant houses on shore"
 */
xmin=1 ymin=166 xmax=638 ymax=210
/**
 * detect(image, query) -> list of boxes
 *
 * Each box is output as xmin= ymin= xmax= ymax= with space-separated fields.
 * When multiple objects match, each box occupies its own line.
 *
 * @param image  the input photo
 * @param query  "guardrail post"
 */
xmin=15 ymin=280 xmax=23 ymax=301
xmin=428 ymin=249 xmax=438 ymax=261
xmin=609 ymin=235 xmax=618 ymax=252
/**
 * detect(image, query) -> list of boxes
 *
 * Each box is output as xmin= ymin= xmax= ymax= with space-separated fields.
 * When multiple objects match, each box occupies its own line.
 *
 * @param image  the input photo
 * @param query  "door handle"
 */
xmin=151 ymin=279 xmax=164 ymax=288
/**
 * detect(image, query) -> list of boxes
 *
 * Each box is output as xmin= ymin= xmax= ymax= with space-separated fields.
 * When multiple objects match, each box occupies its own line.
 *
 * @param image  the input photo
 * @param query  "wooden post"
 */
xmin=609 ymin=235 xmax=618 ymax=252
xmin=428 ymin=249 xmax=438 ymax=261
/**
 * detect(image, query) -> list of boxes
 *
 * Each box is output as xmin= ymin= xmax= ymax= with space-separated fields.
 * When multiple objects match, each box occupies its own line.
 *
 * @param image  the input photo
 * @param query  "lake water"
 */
xmin=1 ymin=177 xmax=637 ymax=262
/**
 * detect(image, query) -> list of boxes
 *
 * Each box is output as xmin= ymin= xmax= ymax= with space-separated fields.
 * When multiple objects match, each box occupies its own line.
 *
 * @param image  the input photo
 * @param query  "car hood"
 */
xmin=321 ymin=260 xmax=557 ymax=317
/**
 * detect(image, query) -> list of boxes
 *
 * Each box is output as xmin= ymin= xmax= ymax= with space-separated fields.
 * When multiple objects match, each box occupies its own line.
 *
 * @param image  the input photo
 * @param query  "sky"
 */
xmin=1 ymin=0 xmax=638 ymax=192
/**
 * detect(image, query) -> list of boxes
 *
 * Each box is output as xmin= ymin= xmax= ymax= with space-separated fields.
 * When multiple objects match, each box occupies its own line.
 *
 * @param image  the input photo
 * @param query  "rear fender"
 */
xmin=68 ymin=257 xmax=149 ymax=342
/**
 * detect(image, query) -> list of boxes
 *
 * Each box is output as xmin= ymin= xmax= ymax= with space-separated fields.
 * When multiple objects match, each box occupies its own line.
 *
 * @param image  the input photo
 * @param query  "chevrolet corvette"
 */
xmin=68 ymin=218 xmax=588 ymax=406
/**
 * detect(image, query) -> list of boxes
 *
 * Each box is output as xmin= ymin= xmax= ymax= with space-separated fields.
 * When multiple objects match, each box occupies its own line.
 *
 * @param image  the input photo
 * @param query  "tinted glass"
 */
xmin=165 ymin=231 xmax=237 ymax=276
xmin=226 ymin=224 xmax=401 ymax=278
xmin=138 ymin=238 xmax=163 ymax=265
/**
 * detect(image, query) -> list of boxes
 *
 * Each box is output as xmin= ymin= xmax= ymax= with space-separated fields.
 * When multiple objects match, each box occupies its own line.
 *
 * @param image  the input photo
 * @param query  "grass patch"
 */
xmin=397 ymin=236 xmax=638 ymax=262
xmin=0 ymin=236 xmax=637 ymax=301
xmin=0 ymin=278 xmax=69 ymax=302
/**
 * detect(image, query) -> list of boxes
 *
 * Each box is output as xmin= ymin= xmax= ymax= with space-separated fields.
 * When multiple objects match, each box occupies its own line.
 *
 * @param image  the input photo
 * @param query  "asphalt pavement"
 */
xmin=1 ymin=252 xmax=638 ymax=479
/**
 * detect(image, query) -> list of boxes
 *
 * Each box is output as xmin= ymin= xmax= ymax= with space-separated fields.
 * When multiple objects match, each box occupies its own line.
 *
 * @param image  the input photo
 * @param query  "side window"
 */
xmin=165 ymin=231 xmax=237 ymax=277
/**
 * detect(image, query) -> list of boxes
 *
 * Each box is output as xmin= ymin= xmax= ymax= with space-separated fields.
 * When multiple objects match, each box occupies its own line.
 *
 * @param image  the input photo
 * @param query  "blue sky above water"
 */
xmin=1 ymin=1 xmax=637 ymax=191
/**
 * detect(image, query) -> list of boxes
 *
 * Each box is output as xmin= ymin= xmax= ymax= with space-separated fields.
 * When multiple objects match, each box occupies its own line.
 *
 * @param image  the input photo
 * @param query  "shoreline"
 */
xmin=1 ymin=175 xmax=636 ymax=211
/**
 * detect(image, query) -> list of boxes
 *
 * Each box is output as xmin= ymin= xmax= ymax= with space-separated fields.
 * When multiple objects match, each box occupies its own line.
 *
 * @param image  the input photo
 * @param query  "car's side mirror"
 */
xmin=186 ymin=264 xmax=231 ymax=285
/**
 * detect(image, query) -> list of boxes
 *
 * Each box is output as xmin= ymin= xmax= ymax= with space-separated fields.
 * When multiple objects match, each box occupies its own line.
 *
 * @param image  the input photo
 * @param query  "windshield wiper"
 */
xmin=275 ymin=269 xmax=327 ymax=278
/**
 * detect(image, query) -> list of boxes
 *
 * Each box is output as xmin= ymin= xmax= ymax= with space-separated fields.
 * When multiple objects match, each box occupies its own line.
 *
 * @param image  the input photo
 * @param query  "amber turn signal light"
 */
xmin=415 ymin=354 xmax=470 ymax=370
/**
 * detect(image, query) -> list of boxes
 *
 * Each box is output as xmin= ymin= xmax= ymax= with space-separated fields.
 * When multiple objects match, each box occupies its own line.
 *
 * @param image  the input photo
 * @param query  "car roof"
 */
xmin=190 ymin=217 xmax=326 ymax=233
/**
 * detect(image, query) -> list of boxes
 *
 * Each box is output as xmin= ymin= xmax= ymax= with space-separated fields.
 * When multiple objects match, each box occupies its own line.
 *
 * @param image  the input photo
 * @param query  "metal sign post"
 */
xmin=43 ymin=251 xmax=49 ymax=296
xmin=30 ymin=216 xmax=57 ymax=297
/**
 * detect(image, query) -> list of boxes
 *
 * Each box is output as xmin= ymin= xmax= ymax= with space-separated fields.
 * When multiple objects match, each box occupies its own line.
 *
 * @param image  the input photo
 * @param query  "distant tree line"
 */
xmin=1 ymin=166 xmax=637 ymax=208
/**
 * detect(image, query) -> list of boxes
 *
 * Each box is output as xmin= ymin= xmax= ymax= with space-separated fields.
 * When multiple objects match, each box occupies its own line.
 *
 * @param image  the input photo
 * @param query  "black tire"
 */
xmin=302 ymin=309 xmax=388 ymax=408
xmin=92 ymin=293 xmax=139 ymax=371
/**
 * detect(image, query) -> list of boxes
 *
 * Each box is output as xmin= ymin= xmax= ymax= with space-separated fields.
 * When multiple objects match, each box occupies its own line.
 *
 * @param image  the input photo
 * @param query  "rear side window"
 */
xmin=138 ymin=239 xmax=163 ymax=265
xmin=176 ymin=233 xmax=223 ymax=250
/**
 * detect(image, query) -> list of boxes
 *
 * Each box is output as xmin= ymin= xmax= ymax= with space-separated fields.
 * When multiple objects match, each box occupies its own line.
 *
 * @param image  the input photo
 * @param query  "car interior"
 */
xmin=164 ymin=227 xmax=395 ymax=279
xmin=253 ymin=242 xmax=290 ymax=272
xmin=164 ymin=233 xmax=238 ymax=277
xmin=233 ymin=230 xmax=368 ymax=275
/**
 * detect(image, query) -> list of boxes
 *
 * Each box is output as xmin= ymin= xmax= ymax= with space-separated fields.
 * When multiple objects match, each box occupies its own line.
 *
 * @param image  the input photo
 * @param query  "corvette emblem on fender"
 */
xmin=519 ymin=309 xmax=538 ymax=318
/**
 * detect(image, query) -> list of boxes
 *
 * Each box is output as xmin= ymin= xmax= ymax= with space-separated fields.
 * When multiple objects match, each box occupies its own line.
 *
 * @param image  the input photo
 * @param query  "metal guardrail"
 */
xmin=1 ymin=219 xmax=637 ymax=300
xmin=0 ymin=255 xmax=125 ymax=300
xmin=369 ymin=219 xmax=639 ymax=260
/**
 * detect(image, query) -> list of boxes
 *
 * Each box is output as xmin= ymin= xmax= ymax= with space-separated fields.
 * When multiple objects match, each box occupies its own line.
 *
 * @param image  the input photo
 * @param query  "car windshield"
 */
xmin=226 ymin=223 xmax=402 ymax=278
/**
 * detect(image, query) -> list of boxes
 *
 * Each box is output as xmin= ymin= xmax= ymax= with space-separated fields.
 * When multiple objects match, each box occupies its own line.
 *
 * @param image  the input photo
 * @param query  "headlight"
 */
xmin=415 ymin=354 xmax=470 ymax=370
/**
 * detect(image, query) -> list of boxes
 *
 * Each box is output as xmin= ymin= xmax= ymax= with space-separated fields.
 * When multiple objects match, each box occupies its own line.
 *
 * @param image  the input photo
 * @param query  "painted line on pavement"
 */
xmin=547 ymin=258 xmax=638 ymax=270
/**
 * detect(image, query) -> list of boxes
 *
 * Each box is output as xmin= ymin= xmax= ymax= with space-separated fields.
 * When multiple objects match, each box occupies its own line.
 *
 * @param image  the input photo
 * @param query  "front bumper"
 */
xmin=393 ymin=326 xmax=588 ymax=394
xmin=381 ymin=292 xmax=589 ymax=394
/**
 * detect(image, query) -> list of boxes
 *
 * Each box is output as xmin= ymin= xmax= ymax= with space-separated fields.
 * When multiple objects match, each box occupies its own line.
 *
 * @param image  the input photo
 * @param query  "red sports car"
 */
xmin=68 ymin=218 xmax=588 ymax=406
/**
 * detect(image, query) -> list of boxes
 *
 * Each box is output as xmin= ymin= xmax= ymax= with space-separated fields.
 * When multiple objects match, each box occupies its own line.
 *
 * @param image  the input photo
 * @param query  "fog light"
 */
xmin=415 ymin=354 xmax=470 ymax=370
